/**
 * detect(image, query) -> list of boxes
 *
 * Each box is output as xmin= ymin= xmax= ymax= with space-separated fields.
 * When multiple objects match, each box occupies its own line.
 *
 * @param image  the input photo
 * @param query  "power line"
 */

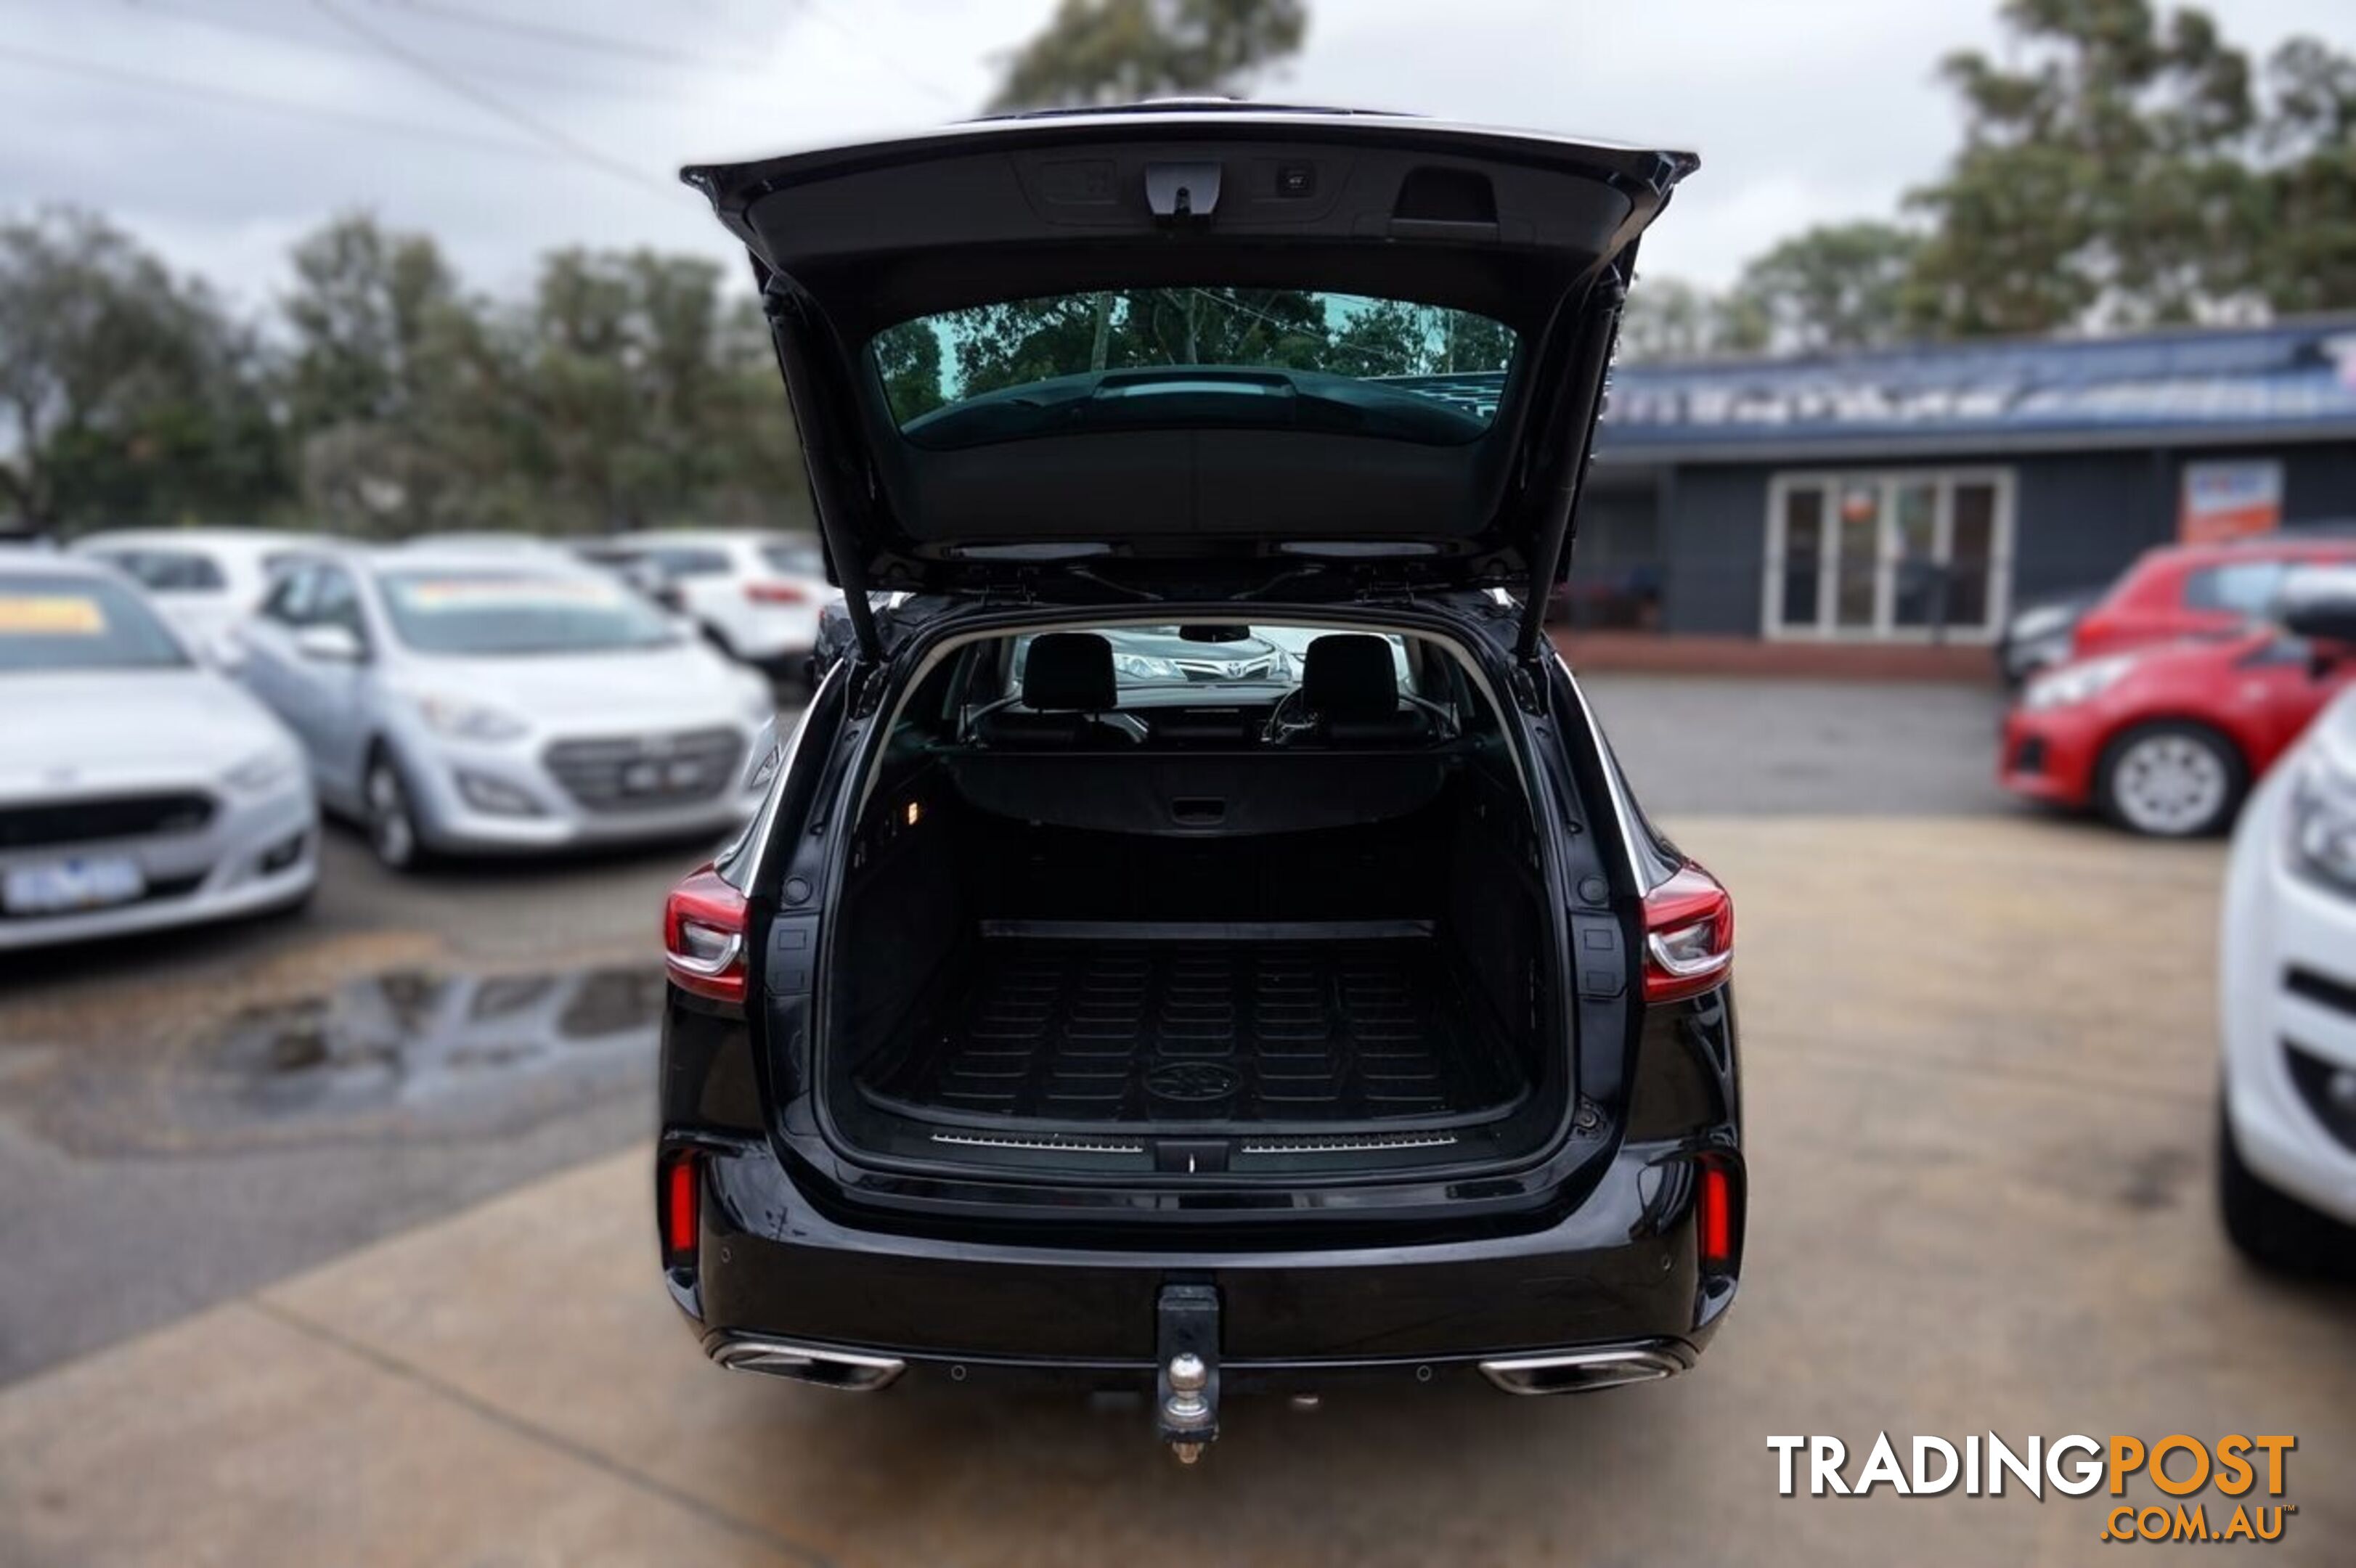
xmin=0 ymin=38 xmax=564 ymax=162
xmin=796 ymin=0 xmax=963 ymax=107
xmin=371 ymin=0 xmax=754 ymax=73
xmin=310 ymin=0 xmax=674 ymax=197
xmin=115 ymin=0 xmax=702 ymax=102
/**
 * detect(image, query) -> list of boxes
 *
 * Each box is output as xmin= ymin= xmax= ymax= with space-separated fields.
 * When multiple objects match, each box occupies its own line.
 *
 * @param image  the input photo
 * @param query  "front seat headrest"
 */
xmin=1022 ymin=632 xmax=1117 ymax=711
xmin=1302 ymin=634 xmax=1402 ymax=722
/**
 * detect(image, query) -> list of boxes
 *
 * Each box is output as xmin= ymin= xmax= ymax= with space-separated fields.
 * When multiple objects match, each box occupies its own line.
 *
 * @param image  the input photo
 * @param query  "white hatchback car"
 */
xmin=235 ymin=547 xmax=777 ymax=870
xmin=0 ymin=555 xmax=317 ymax=950
xmin=71 ymin=527 xmax=325 ymax=662
xmin=2218 ymin=572 xmax=2356 ymax=1274
xmin=591 ymin=530 xmax=834 ymax=681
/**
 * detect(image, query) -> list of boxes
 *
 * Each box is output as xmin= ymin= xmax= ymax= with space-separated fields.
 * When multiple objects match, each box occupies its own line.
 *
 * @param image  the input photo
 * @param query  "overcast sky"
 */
xmin=2 ymin=0 xmax=2347 ymax=309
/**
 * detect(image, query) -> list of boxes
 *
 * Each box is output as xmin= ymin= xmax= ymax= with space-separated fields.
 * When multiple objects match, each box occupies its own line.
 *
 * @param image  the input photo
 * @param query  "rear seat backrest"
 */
xmin=974 ymin=632 xmax=1136 ymax=748
xmin=1301 ymin=634 xmax=1430 ymax=745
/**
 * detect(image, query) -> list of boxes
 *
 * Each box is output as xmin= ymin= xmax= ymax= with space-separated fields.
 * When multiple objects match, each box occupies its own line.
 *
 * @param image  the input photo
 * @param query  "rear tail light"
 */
xmin=1641 ymin=860 xmax=1733 ymax=1003
xmin=664 ymin=865 xmax=748 ymax=1004
xmin=746 ymin=581 xmax=808 ymax=605
xmin=661 ymin=1150 xmax=700 ymax=1265
xmin=1695 ymin=1155 xmax=1741 ymax=1274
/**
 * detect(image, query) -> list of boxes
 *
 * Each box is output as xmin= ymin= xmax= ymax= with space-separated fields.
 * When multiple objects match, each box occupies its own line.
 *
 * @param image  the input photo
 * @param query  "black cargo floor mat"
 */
xmin=865 ymin=935 xmax=1521 ymax=1131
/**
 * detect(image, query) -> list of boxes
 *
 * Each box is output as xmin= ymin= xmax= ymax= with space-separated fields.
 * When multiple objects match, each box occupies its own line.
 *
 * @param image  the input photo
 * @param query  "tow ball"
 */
xmin=1155 ymin=1283 xmax=1220 ymax=1464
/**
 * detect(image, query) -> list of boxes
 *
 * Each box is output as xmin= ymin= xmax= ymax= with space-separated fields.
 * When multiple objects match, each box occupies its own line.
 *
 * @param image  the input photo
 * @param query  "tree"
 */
xmin=1905 ymin=0 xmax=2259 ymax=335
xmin=2243 ymin=36 xmax=2356 ymax=316
xmin=1729 ymin=222 xmax=1924 ymax=354
xmin=1618 ymin=276 xmax=1756 ymax=362
xmin=280 ymin=215 xmax=478 ymax=534
xmin=988 ymin=0 xmax=1307 ymax=111
xmin=0 ymin=207 xmax=279 ymax=531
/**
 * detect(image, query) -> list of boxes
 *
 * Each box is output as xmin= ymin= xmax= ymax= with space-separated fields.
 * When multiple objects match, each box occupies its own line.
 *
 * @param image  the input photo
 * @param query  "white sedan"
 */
xmin=0 ymin=556 xmax=317 ymax=950
xmin=2220 ymin=645 xmax=2356 ymax=1273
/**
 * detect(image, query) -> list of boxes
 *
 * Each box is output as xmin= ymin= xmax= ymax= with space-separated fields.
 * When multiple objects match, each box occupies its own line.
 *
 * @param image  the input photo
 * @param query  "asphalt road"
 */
xmin=1581 ymin=672 xmax=2016 ymax=817
xmin=9 ymin=814 xmax=2349 ymax=1567
xmin=0 ymin=822 xmax=723 ymax=1383
xmin=0 ymin=676 xmax=2018 ymax=1385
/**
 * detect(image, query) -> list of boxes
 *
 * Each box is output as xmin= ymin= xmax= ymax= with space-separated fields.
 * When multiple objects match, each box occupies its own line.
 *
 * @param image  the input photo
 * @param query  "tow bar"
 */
xmin=1155 ymin=1283 xmax=1220 ymax=1464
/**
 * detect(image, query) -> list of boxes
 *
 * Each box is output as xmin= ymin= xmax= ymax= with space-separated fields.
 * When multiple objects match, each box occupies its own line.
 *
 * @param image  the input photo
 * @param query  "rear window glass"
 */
xmin=91 ymin=548 xmax=227 ymax=593
xmin=1006 ymin=625 xmax=1409 ymax=698
xmin=761 ymin=542 xmax=826 ymax=576
xmin=0 ymin=573 xmax=189 ymax=672
xmin=644 ymin=547 xmax=731 ymax=577
xmin=871 ymin=290 xmax=1515 ymax=443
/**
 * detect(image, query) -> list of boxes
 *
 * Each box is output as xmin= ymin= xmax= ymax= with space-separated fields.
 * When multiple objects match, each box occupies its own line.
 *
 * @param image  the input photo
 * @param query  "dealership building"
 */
xmin=1409 ymin=316 xmax=2356 ymax=650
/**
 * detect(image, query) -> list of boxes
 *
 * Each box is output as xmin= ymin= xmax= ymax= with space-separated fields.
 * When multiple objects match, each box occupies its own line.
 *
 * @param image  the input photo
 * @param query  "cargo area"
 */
xmin=812 ymin=626 xmax=1571 ymax=1179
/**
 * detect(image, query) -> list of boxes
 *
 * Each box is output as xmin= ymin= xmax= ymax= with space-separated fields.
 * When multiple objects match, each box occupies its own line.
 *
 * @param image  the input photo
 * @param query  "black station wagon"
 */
xmin=656 ymin=102 xmax=1743 ymax=1462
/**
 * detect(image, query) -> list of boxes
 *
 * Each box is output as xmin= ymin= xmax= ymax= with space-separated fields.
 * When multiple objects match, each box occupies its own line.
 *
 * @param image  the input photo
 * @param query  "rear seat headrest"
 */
xmin=1022 ymin=632 xmax=1117 ymax=711
xmin=1302 ymin=634 xmax=1401 ymax=722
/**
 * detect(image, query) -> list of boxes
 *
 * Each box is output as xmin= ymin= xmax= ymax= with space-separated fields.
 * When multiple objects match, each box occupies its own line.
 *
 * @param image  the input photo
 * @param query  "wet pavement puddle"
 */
xmin=0 ymin=963 xmax=664 ymax=1156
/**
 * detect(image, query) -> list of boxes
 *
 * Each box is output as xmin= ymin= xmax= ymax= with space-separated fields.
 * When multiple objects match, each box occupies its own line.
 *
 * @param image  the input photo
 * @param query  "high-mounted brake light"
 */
xmin=746 ymin=581 xmax=808 ymax=605
xmin=1641 ymin=860 xmax=1733 ymax=1003
xmin=664 ymin=865 xmax=748 ymax=1005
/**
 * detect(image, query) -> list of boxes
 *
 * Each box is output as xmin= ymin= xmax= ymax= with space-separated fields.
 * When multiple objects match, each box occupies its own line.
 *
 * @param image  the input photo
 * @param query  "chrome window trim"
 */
xmin=1557 ymin=653 xmax=1660 ymax=892
xmin=733 ymin=659 xmax=844 ymax=894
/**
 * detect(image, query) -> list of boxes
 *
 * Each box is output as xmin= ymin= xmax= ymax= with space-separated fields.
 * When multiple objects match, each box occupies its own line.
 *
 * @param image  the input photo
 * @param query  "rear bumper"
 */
xmin=674 ymin=1135 xmax=1737 ymax=1373
xmin=701 ymin=1327 xmax=1697 ymax=1396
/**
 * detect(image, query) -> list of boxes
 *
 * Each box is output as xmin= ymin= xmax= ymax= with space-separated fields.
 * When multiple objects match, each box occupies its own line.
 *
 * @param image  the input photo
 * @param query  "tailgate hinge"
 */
xmin=1508 ymin=661 xmax=1548 ymax=717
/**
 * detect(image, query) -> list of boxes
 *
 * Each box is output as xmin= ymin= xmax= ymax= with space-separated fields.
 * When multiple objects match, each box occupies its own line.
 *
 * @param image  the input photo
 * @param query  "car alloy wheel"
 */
xmin=2102 ymin=724 xmax=2242 ymax=837
xmin=365 ymin=752 xmax=422 ymax=870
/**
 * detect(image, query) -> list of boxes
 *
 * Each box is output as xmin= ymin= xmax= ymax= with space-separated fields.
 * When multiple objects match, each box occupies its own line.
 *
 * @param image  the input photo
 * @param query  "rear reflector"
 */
xmin=662 ymin=1153 xmax=699 ymax=1262
xmin=1697 ymin=1161 xmax=1734 ymax=1269
xmin=1640 ymin=860 xmax=1733 ymax=1003
xmin=664 ymin=865 xmax=749 ymax=1005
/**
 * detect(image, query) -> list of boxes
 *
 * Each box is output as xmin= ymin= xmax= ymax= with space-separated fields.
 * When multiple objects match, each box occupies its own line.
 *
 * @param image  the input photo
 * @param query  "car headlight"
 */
xmin=1112 ymin=653 xmax=1183 ymax=681
xmin=412 ymin=694 xmax=529 ymax=742
xmin=222 ymin=748 xmax=298 ymax=794
xmin=2021 ymin=654 xmax=2136 ymax=712
xmin=2286 ymin=748 xmax=2356 ymax=895
xmin=2007 ymin=604 xmax=2075 ymax=642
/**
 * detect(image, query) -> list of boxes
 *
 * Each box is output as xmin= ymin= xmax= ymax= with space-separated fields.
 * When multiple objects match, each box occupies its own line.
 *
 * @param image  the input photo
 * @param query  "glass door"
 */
xmin=1766 ymin=471 xmax=2012 ymax=640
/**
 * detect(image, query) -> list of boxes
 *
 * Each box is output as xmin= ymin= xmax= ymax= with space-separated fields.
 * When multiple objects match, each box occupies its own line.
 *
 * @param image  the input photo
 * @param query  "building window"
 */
xmin=1763 ymin=469 xmax=2013 ymax=642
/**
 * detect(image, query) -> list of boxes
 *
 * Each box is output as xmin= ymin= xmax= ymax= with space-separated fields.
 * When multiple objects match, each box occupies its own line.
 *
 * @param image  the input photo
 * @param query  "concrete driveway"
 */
xmin=5 ymin=814 xmax=2347 ymax=1567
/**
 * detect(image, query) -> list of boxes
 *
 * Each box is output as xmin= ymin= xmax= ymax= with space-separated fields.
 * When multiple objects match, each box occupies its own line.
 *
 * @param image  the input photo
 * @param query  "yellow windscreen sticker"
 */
xmin=0 ymin=595 xmax=107 ymax=635
xmin=401 ymin=578 xmax=621 ymax=610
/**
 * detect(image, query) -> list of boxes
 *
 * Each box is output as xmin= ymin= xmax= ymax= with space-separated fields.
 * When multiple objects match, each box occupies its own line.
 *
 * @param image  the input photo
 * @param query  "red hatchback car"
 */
xmin=2069 ymin=536 xmax=2356 ymax=662
xmin=2002 ymin=618 xmax=2356 ymax=836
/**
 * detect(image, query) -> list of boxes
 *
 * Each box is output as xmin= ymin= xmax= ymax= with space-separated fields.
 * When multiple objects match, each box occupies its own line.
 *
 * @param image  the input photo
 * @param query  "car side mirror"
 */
xmin=294 ymin=623 xmax=366 ymax=663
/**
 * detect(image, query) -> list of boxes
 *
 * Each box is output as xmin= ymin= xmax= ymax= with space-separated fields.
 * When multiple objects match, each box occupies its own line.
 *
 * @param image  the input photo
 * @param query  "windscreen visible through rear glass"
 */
xmin=870 ymin=289 xmax=1514 ymax=437
xmin=0 ymin=573 xmax=190 ymax=672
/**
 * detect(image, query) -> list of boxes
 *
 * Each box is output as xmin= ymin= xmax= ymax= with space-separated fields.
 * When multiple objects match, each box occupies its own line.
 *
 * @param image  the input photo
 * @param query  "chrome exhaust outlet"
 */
xmin=706 ymin=1335 xmax=907 ymax=1392
xmin=1477 ymin=1342 xmax=1691 ymax=1396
